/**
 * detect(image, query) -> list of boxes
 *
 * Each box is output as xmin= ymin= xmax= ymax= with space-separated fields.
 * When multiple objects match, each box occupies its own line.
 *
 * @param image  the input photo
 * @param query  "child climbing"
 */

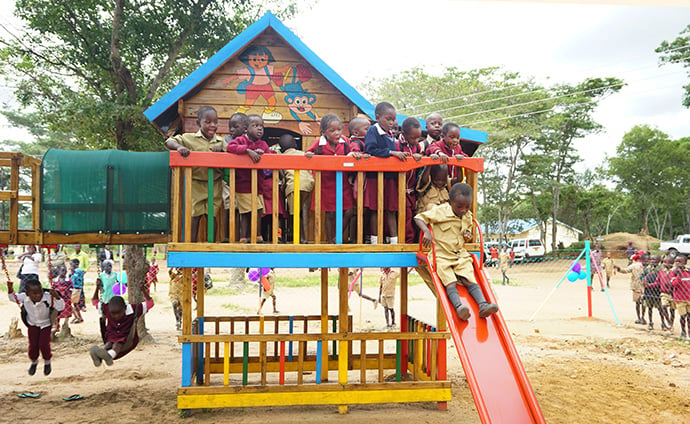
xmin=257 ymin=268 xmax=278 ymax=315
xmin=379 ymin=267 xmax=399 ymax=328
xmin=415 ymin=183 xmax=499 ymax=321
xmin=8 ymin=279 xmax=65 ymax=375
xmin=89 ymin=291 xmax=154 ymax=366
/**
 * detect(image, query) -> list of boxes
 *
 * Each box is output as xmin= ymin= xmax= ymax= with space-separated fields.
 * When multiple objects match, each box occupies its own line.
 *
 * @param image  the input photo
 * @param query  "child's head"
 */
xmin=442 ymin=123 xmax=461 ymax=149
xmin=640 ymin=252 xmax=650 ymax=266
xmin=320 ymin=114 xmax=343 ymax=144
xmin=70 ymin=258 xmax=80 ymax=270
xmin=196 ymin=106 xmax=218 ymax=139
xmin=426 ymin=113 xmax=443 ymax=140
xmin=650 ymin=254 xmax=661 ymax=267
xmin=663 ymin=255 xmax=673 ymax=269
xmin=246 ymin=115 xmax=264 ymax=141
xmin=27 ymin=245 xmax=36 ymax=254
xmin=57 ymin=263 xmax=67 ymax=278
xmin=401 ymin=117 xmax=422 ymax=145
xmin=674 ymin=254 xmax=687 ymax=268
xmin=606 ymin=252 xmax=611 ymax=258
xmin=448 ymin=182 xmax=473 ymax=218
xmin=348 ymin=117 xmax=370 ymax=138
xmin=278 ymin=134 xmax=297 ymax=151
xmin=25 ymin=279 xmax=43 ymax=303
xmin=108 ymin=296 xmax=127 ymax=321
xmin=374 ymin=102 xmax=397 ymax=133
xmin=103 ymin=260 xmax=113 ymax=274
xmin=429 ymin=165 xmax=449 ymax=188
xmin=382 ymin=267 xmax=391 ymax=273
xmin=73 ymin=243 xmax=82 ymax=252
xmin=229 ymin=113 xmax=249 ymax=138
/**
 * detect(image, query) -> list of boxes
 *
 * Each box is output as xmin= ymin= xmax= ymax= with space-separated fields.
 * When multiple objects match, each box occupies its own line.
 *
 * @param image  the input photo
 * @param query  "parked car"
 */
xmin=659 ymin=234 xmax=690 ymax=257
xmin=483 ymin=242 xmax=508 ymax=266
xmin=509 ymin=238 xmax=545 ymax=262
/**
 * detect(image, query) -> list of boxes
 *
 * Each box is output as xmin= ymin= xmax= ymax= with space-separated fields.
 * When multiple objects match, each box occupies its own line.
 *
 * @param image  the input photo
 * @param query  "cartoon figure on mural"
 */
xmin=279 ymin=64 xmax=319 ymax=135
xmin=223 ymin=46 xmax=319 ymax=134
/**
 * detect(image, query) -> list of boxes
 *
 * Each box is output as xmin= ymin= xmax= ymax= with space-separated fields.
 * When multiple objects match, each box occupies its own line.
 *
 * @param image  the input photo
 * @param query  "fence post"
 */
xmin=585 ymin=240 xmax=592 ymax=317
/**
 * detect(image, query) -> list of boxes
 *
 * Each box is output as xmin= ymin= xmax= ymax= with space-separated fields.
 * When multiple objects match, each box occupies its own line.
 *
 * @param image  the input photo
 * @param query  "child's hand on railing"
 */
xmin=411 ymin=153 xmax=423 ymax=162
xmin=348 ymin=152 xmax=365 ymax=160
xmin=247 ymin=149 xmax=263 ymax=163
xmin=454 ymin=154 xmax=465 ymax=161
xmin=304 ymin=151 xmax=314 ymax=159
xmin=390 ymin=151 xmax=409 ymax=162
xmin=209 ymin=145 xmax=225 ymax=152
xmin=437 ymin=152 xmax=449 ymax=164
xmin=463 ymin=231 xmax=473 ymax=242
xmin=177 ymin=146 xmax=191 ymax=157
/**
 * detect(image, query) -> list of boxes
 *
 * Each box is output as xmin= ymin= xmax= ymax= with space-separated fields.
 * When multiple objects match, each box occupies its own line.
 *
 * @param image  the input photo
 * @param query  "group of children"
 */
xmin=7 ymin=247 xmax=157 ymax=376
xmin=166 ymin=103 xmax=470 ymax=245
xmin=617 ymin=252 xmax=690 ymax=339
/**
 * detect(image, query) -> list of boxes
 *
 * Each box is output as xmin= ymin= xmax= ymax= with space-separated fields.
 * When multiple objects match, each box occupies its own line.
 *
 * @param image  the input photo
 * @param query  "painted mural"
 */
xmin=222 ymin=46 xmax=319 ymax=135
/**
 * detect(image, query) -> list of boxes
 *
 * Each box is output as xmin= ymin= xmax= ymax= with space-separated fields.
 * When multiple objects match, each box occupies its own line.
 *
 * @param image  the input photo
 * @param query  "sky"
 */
xmin=1 ymin=0 xmax=690 ymax=172
xmin=285 ymin=0 xmax=690 ymax=171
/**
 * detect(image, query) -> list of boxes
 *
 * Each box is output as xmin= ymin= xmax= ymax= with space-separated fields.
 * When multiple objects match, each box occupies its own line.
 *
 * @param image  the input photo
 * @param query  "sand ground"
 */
xmin=1 ymin=258 xmax=689 ymax=423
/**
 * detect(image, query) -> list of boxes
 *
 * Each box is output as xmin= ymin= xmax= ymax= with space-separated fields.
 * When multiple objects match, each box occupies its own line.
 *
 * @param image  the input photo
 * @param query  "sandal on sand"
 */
xmin=18 ymin=392 xmax=40 ymax=398
xmin=63 ymin=394 xmax=84 ymax=401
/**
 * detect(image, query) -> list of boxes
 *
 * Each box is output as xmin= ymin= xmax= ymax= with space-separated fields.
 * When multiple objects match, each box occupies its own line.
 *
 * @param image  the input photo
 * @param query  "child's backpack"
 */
xmin=20 ymin=288 xmax=58 ymax=328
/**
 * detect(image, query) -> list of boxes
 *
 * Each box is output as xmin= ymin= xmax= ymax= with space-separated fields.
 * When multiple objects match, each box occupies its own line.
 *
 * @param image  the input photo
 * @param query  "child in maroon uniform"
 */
xmin=396 ymin=117 xmax=424 ymax=243
xmin=348 ymin=116 xmax=370 ymax=153
xmin=421 ymin=112 xmax=443 ymax=153
xmin=364 ymin=102 xmax=408 ymax=244
xmin=650 ymin=255 xmax=675 ymax=330
xmin=226 ymin=114 xmax=274 ymax=242
xmin=427 ymin=122 xmax=468 ymax=184
xmin=671 ymin=254 xmax=690 ymax=339
xmin=305 ymin=114 xmax=365 ymax=243
xmin=89 ymin=292 xmax=154 ymax=366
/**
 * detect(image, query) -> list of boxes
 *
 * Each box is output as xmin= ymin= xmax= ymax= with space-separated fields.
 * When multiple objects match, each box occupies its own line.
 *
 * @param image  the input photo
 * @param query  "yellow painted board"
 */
xmin=178 ymin=387 xmax=452 ymax=409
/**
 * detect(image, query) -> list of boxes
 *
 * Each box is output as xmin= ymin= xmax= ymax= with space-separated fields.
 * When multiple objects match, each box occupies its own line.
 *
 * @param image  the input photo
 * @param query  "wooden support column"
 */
xmin=338 ymin=267 xmax=349 ymax=414
xmin=171 ymin=167 xmax=181 ymax=243
xmin=31 ymin=162 xmax=40 ymax=230
xmin=465 ymin=169 xmax=478 ymax=241
xmin=196 ymin=268 xmax=205 ymax=319
xmin=9 ymin=155 xmax=19 ymax=244
xmin=400 ymin=267 xmax=408 ymax=373
xmin=436 ymin=296 xmax=448 ymax=410
xmin=182 ymin=268 xmax=193 ymax=335
xmin=320 ymin=267 xmax=329 ymax=381
xmin=183 ymin=168 xmax=193 ymax=243
xmin=250 ymin=169 xmax=258 ymax=243
xmin=397 ymin=172 xmax=406 ymax=242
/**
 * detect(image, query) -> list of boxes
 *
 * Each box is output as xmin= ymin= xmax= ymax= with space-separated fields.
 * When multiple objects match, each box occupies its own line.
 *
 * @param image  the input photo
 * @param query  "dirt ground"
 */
xmin=1 ymin=258 xmax=689 ymax=423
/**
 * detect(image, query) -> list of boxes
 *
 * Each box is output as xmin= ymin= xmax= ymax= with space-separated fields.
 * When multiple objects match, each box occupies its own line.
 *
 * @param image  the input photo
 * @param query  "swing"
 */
xmin=1 ymin=245 xmax=58 ymax=328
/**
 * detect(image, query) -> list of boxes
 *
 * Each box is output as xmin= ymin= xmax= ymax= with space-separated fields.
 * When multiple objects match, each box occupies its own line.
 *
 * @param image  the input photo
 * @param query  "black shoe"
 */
xmin=648 ymin=323 xmax=653 ymax=330
xmin=28 ymin=362 xmax=37 ymax=376
xmin=455 ymin=305 xmax=471 ymax=321
xmin=634 ymin=319 xmax=643 ymax=324
xmin=44 ymin=363 xmax=51 ymax=376
xmin=681 ymin=331 xmax=687 ymax=339
xmin=478 ymin=302 xmax=499 ymax=318
xmin=640 ymin=319 xmax=647 ymax=325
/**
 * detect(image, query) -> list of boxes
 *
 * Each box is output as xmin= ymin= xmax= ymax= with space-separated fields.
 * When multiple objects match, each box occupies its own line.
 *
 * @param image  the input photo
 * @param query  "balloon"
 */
xmin=572 ymin=262 xmax=581 ymax=273
xmin=261 ymin=276 xmax=271 ymax=291
xmin=578 ymin=271 xmax=587 ymax=280
xmin=261 ymin=267 xmax=270 ymax=276
xmin=112 ymin=283 xmax=127 ymax=296
xmin=567 ymin=271 xmax=578 ymax=282
xmin=247 ymin=269 xmax=260 ymax=282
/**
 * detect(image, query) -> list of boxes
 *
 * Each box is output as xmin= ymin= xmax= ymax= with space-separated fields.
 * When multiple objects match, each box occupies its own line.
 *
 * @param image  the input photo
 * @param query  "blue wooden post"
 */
xmin=181 ymin=343 xmax=192 ymax=387
xmin=288 ymin=316 xmax=294 ymax=361
xmin=335 ymin=171 xmax=343 ymax=244
xmin=316 ymin=341 xmax=322 ymax=384
xmin=196 ymin=317 xmax=205 ymax=384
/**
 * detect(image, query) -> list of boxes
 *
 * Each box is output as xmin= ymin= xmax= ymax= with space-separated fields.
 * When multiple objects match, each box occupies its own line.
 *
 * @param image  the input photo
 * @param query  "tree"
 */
xmin=1 ymin=0 xmax=298 ymax=340
xmin=657 ymin=24 xmax=690 ymax=107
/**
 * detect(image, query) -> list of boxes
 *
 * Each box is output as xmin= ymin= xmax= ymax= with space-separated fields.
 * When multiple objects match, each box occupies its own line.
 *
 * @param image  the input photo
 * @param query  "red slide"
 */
xmin=416 ymin=251 xmax=546 ymax=424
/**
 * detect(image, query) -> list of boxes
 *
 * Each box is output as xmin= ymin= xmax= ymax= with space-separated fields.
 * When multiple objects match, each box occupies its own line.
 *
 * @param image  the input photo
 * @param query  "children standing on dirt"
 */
xmin=379 ymin=267 xmax=399 ymax=328
xmin=616 ymin=252 xmax=649 ymax=325
xmin=89 ymin=291 xmax=154 ymax=366
xmin=671 ymin=254 xmax=690 ymax=340
xmin=415 ymin=183 xmax=498 ymax=321
xmin=8 ymin=279 xmax=65 ymax=375
xmin=257 ymin=268 xmax=278 ymax=315
xmin=650 ymin=255 xmax=675 ymax=331
xmin=642 ymin=255 xmax=662 ymax=330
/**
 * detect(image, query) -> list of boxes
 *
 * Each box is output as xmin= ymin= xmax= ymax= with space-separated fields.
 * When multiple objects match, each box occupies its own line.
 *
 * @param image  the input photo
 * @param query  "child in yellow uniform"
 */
xmin=415 ymin=183 xmax=498 ymax=321
xmin=258 ymin=268 xmax=278 ymax=315
xmin=379 ymin=267 xmax=399 ymax=328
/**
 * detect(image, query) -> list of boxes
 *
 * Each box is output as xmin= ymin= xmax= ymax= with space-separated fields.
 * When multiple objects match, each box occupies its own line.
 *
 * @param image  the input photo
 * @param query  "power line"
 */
xmin=397 ymin=44 xmax=690 ymax=115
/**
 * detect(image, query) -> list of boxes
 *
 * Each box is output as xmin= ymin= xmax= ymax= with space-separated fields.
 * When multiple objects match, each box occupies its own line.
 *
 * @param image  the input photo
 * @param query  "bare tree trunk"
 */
xmin=124 ymin=245 xmax=153 ymax=343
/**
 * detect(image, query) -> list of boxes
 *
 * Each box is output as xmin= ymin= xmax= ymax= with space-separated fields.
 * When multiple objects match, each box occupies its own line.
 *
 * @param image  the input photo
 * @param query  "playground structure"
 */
xmin=0 ymin=11 xmax=546 ymax=423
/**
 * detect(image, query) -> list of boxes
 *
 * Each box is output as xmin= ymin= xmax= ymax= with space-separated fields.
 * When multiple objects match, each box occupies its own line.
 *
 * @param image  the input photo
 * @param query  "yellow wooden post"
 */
xmin=250 ymin=169 xmax=258 ymax=244
xmin=338 ymin=339 xmax=349 ymax=414
xmin=377 ymin=173 xmax=384 ymax=240
xmin=184 ymin=168 xmax=192 ymax=243
xmin=356 ymin=171 xmax=364 ymax=244
xmin=272 ymin=171 xmax=279 ymax=243
xmin=228 ymin=169 xmax=236 ymax=243
xmin=182 ymin=268 xmax=193 ymax=335
xmin=196 ymin=268 xmax=205 ymax=319
xmin=171 ymin=167 xmax=181 ymax=243
xmin=223 ymin=341 xmax=230 ymax=386
xmin=338 ymin=267 xmax=349 ymax=413
xmin=397 ymin=172 xmax=406 ymax=241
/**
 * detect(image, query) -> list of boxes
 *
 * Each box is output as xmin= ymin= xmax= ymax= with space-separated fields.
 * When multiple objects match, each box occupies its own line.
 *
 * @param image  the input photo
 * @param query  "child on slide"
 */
xmin=415 ymin=182 xmax=498 ymax=321
xmin=89 ymin=290 xmax=154 ymax=366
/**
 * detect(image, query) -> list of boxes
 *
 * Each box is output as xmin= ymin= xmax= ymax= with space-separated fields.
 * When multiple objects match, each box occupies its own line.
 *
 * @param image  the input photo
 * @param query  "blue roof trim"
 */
xmin=143 ymin=11 xmax=487 ymax=145
xmin=143 ymin=13 xmax=273 ymax=122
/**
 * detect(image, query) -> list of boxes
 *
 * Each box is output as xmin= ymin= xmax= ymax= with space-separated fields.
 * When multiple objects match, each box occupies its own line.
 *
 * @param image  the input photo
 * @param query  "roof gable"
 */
xmin=143 ymin=11 xmax=486 ymax=145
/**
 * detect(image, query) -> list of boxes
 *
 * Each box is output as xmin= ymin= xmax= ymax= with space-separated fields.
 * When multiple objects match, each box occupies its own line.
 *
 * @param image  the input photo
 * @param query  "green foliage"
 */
xmin=1 ymin=0 xmax=298 ymax=151
xmin=656 ymin=24 xmax=690 ymax=107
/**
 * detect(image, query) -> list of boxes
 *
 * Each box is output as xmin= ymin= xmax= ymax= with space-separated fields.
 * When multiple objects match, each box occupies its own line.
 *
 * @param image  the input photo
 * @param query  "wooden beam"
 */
xmin=167 ymin=243 xmax=419 ymax=253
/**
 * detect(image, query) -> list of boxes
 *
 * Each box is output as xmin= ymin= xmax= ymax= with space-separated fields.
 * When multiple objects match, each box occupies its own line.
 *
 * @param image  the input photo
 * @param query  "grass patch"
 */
xmin=221 ymin=303 xmax=253 ymax=314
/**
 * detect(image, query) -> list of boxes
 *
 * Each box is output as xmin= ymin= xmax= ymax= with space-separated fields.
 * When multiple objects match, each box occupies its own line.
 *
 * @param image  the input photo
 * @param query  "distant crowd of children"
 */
xmin=165 ymin=103 xmax=471 ymax=245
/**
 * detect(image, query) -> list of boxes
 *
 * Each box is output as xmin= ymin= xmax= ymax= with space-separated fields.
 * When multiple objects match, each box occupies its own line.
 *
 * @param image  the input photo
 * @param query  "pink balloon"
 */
xmin=112 ymin=283 xmax=126 ymax=296
xmin=261 ymin=267 xmax=270 ymax=276
xmin=572 ymin=262 xmax=581 ymax=273
xmin=247 ymin=269 xmax=260 ymax=282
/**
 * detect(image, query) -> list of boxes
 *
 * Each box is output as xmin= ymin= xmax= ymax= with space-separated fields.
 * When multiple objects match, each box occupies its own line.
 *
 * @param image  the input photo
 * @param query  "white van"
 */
xmin=509 ymin=238 xmax=545 ymax=261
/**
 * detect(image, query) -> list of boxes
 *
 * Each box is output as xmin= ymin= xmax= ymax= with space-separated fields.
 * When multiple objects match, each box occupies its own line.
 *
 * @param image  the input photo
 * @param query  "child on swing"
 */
xmin=8 ymin=278 xmax=65 ymax=375
xmin=89 ymin=290 xmax=154 ymax=366
xmin=415 ymin=183 xmax=498 ymax=321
